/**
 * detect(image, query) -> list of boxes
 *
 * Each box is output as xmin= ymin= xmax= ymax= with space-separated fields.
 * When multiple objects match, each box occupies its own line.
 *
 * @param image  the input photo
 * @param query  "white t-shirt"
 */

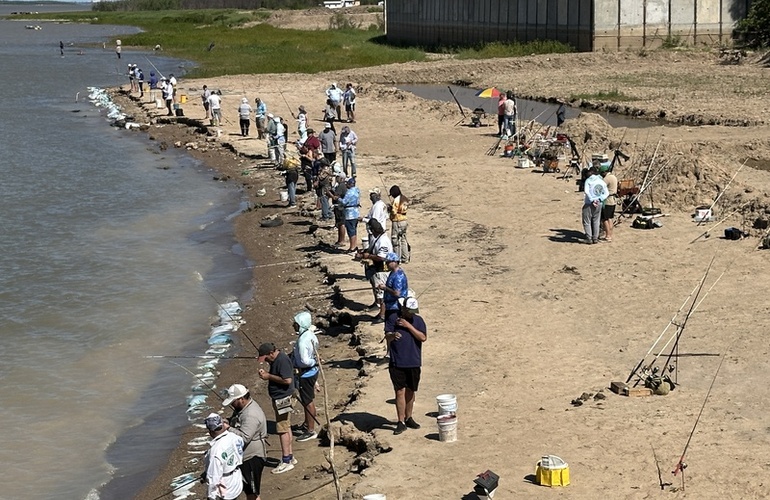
xmin=205 ymin=431 xmax=244 ymax=500
xmin=207 ymin=93 xmax=221 ymax=110
xmin=363 ymin=200 xmax=388 ymax=233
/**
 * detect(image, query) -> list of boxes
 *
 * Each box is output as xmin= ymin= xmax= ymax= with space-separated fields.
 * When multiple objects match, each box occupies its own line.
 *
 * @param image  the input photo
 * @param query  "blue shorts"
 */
xmin=344 ymin=219 xmax=358 ymax=237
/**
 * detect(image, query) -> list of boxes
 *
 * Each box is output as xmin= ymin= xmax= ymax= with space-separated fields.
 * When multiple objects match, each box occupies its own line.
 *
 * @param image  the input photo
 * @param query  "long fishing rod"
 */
xmin=144 ymin=55 xmax=164 ymax=79
xmin=194 ymin=272 xmax=260 ymax=352
xmin=148 ymin=475 xmax=199 ymax=500
xmin=671 ymin=342 xmax=733 ymax=490
xmin=146 ymin=355 xmax=256 ymax=360
xmin=278 ymin=90 xmax=296 ymax=119
xmin=447 ymin=85 xmax=467 ymax=119
xmin=168 ymin=359 xmax=224 ymax=402
xmin=696 ymin=159 xmax=747 ymax=226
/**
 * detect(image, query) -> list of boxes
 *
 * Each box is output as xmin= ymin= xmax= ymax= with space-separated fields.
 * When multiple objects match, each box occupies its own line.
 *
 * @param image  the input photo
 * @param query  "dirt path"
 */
xmin=130 ymin=49 xmax=770 ymax=499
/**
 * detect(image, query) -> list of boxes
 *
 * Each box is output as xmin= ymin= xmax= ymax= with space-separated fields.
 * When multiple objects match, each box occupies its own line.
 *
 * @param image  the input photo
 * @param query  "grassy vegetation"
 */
xmin=454 ymin=40 xmax=572 ymax=59
xmin=23 ymin=9 xmax=425 ymax=77
xmin=569 ymin=89 xmax=637 ymax=102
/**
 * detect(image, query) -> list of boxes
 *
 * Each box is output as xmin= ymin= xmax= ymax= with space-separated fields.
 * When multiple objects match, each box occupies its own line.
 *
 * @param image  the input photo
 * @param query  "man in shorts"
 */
xmin=257 ymin=342 xmax=296 ymax=474
xmin=343 ymin=83 xmax=356 ymax=123
xmin=291 ymin=311 xmax=320 ymax=442
xmin=357 ymin=219 xmax=392 ymax=324
xmin=222 ymin=384 xmax=268 ymax=500
xmin=600 ymin=164 xmax=618 ymax=242
xmin=384 ymin=297 xmax=427 ymax=435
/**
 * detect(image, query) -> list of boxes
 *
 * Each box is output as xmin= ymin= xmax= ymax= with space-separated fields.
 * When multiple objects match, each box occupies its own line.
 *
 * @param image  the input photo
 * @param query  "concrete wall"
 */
xmin=594 ymin=0 xmax=752 ymax=50
xmin=385 ymin=0 xmax=751 ymax=51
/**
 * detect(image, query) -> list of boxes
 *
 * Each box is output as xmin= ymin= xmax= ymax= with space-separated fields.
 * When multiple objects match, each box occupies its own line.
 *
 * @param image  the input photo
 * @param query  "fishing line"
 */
xmin=194 ymin=272 xmax=260 ymax=352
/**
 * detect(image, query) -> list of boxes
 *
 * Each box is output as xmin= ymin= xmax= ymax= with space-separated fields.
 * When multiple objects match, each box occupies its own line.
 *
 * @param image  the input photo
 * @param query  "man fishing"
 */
xmin=257 ymin=342 xmax=296 ymax=474
xmin=202 ymin=413 xmax=244 ymax=500
xmin=291 ymin=311 xmax=320 ymax=443
xmin=221 ymin=384 xmax=268 ymax=500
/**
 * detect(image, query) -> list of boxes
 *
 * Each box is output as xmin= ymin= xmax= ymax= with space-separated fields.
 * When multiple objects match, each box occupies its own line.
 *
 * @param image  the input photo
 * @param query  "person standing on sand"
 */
xmin=273 ymin=116 xmax=286 ymax=166
xmin=380 ymin=252 xmax=408 ymax=323
xmin=556 ymin=99 xmax=567 ymax=128
xmin=284 ymin=158 xmax=299 ymax=207
xmin=257 ymin=342 xmax=296 ymax=474
xmin=339 ymin=125 xmax=358 ymax=177
xmin=497 ymin=92 xmax=507 ymax=137
xmin=337 ymin=177 xmax=360 ymax=252
xmin=384 ymin=296 xmax=427 ymax=435
xmin=582 ymin=164 xmax=609 ymax=244
xmin=343 ymin=83 xmax=356 ymax=123
xmin=255 ymin=97 xmax=267 ymax=140
xmin=322 ymin=99 xmax=337 ymax=133
xmin=221 ymin=385 xmax=268 ymax=500
xmin=319 ymin=123 xmax=337 ymax=163
xmin=161 ymin=78 xmax=174 ymax=117
xmin=208 ymin=92 xmax=222 ymax=126
xmin=136 ymin=67 xmax=144 ymax=98
xmin=330 ymin=172 xmax=349 ymax=247
xmin=202 ymin=413 xmax=244 ymax=500
xmin=238 ymin=98 xmax=253 ymax=137
xmin=201 ymin=85 xmax=211 ymax=120
xmin=503 ymin=90 xmax=516 ymax=137
xmin=388 ymin=185 xmax=410 ymax=264
xmin=128 ymin=64 xmax=136 ymax=92
xmin=357 ymin=219 xmax=392 ymax=323
xmin=600 ymin=164 xmax=618 ymax=242
xmin=149 ymin=71 xmax=159 ymax=103
xmin=296 ymin=105 xmax=308 ymax=142
xmin=300 ymin=128 xmax=321 ymax=193
xmin=291 ymin=311 xmax=320 ymax=443
xmin=326 ymin=82 xmax=343 ymax=122
xmin=361 ymin=187 xmax=388 ymax=239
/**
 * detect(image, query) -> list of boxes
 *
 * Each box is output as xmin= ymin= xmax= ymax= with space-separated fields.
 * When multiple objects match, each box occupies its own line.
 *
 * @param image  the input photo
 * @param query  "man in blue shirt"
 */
xmin=384 ymin=297 xmax=427 ymax=435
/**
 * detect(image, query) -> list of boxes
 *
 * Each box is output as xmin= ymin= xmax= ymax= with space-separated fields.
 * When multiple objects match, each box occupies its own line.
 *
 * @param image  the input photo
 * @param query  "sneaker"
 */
xmin=291 ymin=457 xmax=298 ymax=465
xmin=405 ymin=417 xmax=421 ymax=429
xmin=393 ymin=421 xmax=407 ymax=435
xmin=292 ymin=424 xmax=308 ymax=436
xmin=296 ymin=431 xmax=318 ymax=442
xmin=271 ymin=461 xmax=295 ymax=474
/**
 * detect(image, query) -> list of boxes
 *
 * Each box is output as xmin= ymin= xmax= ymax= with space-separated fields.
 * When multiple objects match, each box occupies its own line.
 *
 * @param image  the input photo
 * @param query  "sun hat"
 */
xmin=204 ymin=413 xmax=223 ymax=432
xmin=323 ymin=122 xmax=331 ymax=129
xmin=242 ymin=97 xmax=248 ymax=103
xmin=222 ymin=384 xmax=248 ymax=406
xmin=369 ymin=187 xmax=381 ymax=195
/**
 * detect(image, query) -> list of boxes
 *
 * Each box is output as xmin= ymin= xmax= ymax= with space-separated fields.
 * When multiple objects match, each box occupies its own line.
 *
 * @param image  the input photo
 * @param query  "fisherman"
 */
xmin=149 ymin=71 xmax=159 ymax=103
xmin=315 ymin=159 xmax=333 ymax=221
xmin=207 ymin=91 xmax=222 ymax=126
xmin=161 ymin=77 xmax=174 ymax=117
xmin=291 ymin=311 xmax=320 ymax=443
xmin=202 ymin=413 xmax=244 ymax=500
xmin=221 ymin=385 xmax=268 ymax=500
xmin=300 ymin=128 xmax=321 ymax=192
xmin=322 ymin=99 xmax=337 ymax=133
xmin=339 ymin=125 xmax=358 ymax=177
xmin=326 ymin=82 xmax=343 ymax=123
xmin=556 ymin=99 xmax=567 ymax=128
xmin=582 ymin=164 xmax=609 ymax=244
xmin=361 ymin=187 xmax=388 ymax=238
xmin=503 ymin=90 xmax=516 ymax=137
xmin=272 ymin=116 xmax=286 ymax=166
xmin=296 ymin=105 xmax=308 ymax=141
xmin=343 ymin=82 xmax=356 ymax=123
xmin=257 ymin=342 xmax=296 ymax=474
xmin=168 ymin=74 xmax=177 ymax=103
xmin=202 ymin=85 xmax=211 ymax=120
xmin=128 ymin=64 xmax=136 ymax=92
xmin=384 ymin=296 xmax=427 ymax=435
xmin=600 ymin=164 xmax=618 ymax=242
xmin=59 ymin=40 xmax=63 ymax=56
xmin=136 ymin=67 xmax=144 ymax=98
xmin=319 ymin=123 xmax=336 ymax=163
xmin=380 ymin=252 xmax=408 ymax=323
xmin=329 ymin=172 xmax=349 ymax=247
xmin=238 ymin=98 xmax=253 ymax=137
xmin=333 ymin=177 xmax=360 ymax=252
xmin=388 ymin=185 xmax=410 ymax=264
xmin=254 ymin=97 xmax=267 ymax=140
xmin=496 ymin=93 xmax=507 ymax=137
xmin=284 ymin=157 xmax=300 ymax=207
xmin=357 ymin=218 xmax=392 ymax=323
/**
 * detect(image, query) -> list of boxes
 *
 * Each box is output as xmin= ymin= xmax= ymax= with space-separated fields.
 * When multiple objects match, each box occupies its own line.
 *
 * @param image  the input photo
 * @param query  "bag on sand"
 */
xmin=632 ymin=216 xmax=656 ymax=230
xmin=724 ymin=227 xmax=744 ymax=240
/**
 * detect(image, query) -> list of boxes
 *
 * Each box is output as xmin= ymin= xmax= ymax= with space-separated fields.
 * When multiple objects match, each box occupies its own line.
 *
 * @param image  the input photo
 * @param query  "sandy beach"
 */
xmin=122 ymin=48 xmax=770 ymax=499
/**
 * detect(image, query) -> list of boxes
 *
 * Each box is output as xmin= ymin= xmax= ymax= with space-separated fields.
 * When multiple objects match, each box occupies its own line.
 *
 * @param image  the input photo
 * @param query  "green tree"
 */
xmin=736 ymin=0 xmax=770 ymax=48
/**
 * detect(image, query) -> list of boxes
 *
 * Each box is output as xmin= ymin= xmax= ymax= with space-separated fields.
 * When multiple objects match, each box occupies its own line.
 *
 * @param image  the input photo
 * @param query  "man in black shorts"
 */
xmin=600 ymin=164 xmax=618 ymax=242
xmin=222 ymin=383 xmax=268 ymax=500
xmin=384 ymin=296 xmax=427 ymax=435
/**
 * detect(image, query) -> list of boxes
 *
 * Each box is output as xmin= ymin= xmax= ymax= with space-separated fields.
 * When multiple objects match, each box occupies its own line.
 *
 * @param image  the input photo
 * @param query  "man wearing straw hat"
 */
xmin=384 ymin=296 xmax=427 ymax=435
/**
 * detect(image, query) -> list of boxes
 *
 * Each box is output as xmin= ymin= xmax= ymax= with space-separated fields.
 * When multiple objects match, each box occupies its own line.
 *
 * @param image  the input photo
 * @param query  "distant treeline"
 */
xmin=92 ymin=0 xmax=380 ymax=11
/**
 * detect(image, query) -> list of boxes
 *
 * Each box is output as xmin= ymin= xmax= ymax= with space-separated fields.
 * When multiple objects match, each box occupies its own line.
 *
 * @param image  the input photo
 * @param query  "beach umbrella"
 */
xmin=474 ymin=87 xmax=502 ymax=98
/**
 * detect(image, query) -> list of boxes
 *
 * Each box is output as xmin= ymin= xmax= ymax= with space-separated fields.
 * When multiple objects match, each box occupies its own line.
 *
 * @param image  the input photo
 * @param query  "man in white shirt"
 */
xmin=357 ymin=219 xmax=392 ymax=324
xmin=361 ymin=187 xmax=388 ymax=236
xmin=326 ymin=83 xmax=343 ymax=123
xmin=203 ymin=413 xmax=244 ymax=500
xmin=339 ymin=125 xmax=358 ymax=177
xmin=207 ymin=92 xmax=222 ymax=126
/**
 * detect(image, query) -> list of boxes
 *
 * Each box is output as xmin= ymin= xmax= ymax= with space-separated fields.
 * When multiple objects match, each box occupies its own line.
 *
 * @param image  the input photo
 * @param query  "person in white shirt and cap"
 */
xmin=361 ymin=187 xmax=388 ymax=238
xmin=238 ymin=98 xmax=253 ymax=137
xmin=582 ymin=164 xmax=609 ymax=244
xmin=202 ymin=413 xmax=244 ymax=500
xmin=326 ymin=82 xmax=343 ymax=121
xmin=221 ymin=385 xmax=268 ymax=500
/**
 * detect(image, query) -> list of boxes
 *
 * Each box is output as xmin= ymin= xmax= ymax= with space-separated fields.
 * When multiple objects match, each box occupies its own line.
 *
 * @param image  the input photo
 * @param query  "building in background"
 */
xmin=385 ymin=0 xmax=753 ymax=51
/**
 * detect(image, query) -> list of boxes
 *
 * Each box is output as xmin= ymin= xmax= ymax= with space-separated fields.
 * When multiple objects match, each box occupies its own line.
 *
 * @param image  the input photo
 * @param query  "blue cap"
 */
xmin=385 ymin=252 xmax=400 ymax=263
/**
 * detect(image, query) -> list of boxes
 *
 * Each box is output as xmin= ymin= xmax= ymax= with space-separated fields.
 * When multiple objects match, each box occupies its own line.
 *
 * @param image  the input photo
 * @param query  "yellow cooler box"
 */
xmin=536 ymin=455 xmax=570 ymax=487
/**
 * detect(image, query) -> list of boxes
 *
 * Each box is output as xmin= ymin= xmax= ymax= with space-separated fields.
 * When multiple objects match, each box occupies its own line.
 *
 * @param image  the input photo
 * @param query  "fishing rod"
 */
xmin=278 ymin=90 xmax=296 ymax=119
xmin=447 ymin=86 xmax=467 ymax=120
xmin=148 ymin=474 xmax=199 ymax=500
xmin=168 ymin=359 xmax=224 ymax=402
xmin=696 ymin=159 xmax=747 ymax=226
xmin=146 ymin=355 xmax=256 ymax=360
xmin=144 ymin=55 xmax=164 ymax=79
xmin=671 ymin=341 xmax=733 ymax=491
xmin=194 ymin=272 xmax=260 ymax=352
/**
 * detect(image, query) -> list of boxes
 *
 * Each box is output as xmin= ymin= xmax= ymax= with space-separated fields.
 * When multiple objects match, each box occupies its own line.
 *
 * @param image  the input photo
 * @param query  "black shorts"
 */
xmin=389 ymin=365 xmax=421 ymax=392
xmin=241 ymin=455 xmax=265 ymax=496
xmin=298 ymin=373 xmax=318 ymax=406
xmin=601 ymin=204 xmax=616 ymax=221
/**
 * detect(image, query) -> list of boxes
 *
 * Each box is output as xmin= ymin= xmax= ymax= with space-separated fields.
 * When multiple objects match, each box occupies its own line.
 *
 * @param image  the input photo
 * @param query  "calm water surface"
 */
xmin=0 ymin=5 xmax=251 ymax=499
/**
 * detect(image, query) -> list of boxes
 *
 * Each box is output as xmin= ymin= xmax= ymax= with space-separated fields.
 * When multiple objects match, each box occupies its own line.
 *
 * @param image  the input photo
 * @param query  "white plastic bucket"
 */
xmin=279 ymin=190 xmax=289 ymax=202
xmin=155 ymin=98 xmax=163 ymax=109
xmin=437 ymin=413 xmax=457 ymax=443
xmin=362 ymin=495 xmax=386 ymax=500
xmin=517 ymin=157 xmax=530 ymax=169
xmin=436 ymin=394 xmax=457 ymax=415
xmin=695 ymin=206 xmax=712 ymax=222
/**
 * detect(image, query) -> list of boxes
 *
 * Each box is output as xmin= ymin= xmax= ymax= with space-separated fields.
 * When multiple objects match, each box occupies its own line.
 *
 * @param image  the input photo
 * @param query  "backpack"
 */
xmin=632 ymin=216 xmax=658 ymax=230
xmin=724 ymin=227 xmax=744 ymax=240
